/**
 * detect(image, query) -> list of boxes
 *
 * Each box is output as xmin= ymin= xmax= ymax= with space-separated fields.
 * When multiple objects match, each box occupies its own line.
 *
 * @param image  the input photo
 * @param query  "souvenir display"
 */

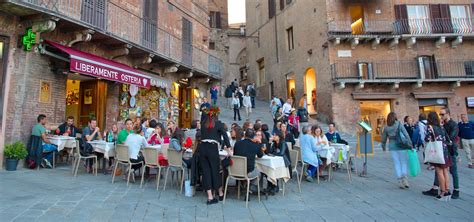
xmin=122 ymin=84 xmax=128 ymax=92
xmin=129 ymin=85 xmax=138 ymax=96
xmin=129 ymin=96 xmax=136 ymax=108
xmin=120 ymin=92 xmax=128 ymax=105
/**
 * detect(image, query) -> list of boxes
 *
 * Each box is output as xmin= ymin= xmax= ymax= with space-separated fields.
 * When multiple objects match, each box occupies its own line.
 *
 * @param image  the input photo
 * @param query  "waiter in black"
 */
xmin=199 ymin=106 xmax=230 ymax=205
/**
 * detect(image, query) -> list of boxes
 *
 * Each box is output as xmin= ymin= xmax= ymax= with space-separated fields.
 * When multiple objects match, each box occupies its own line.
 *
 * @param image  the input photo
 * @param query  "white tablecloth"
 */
xmin=48 ymin=136 xmax=76 ymax=152
xmin=88 ymin=141 xmax=115 ymax=159
xmin=319 ymin=144 xmax=350 ymax=164
xmin=256 ymin=155 xmax=290 ymax=185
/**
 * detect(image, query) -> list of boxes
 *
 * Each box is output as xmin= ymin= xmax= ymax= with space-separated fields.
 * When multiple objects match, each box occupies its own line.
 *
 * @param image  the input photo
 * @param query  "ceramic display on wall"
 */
xmin=130 ymin=96 xmax=136 ymax=107
xmin=129 ymin=84 xmax=138 ymax=96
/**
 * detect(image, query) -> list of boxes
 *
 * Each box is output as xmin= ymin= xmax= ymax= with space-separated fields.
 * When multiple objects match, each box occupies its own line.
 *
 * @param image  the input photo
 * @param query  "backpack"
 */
xmin=297 ymin=108 xmax=308 ymax=122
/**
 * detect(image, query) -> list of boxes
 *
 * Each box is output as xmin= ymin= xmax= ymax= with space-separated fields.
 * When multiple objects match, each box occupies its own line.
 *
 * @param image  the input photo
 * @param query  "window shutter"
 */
xmin=394 ymin=5 xmax=408 ymax=34
xmin=430 ymin=4 xmax=442 ymax=33
xmin=216 ymin=12 xmax=221 ymax=29
xmin=268 ymin=0 xmax=276 ymax=18
xmin=280 ymin=0 xmax=285 ymax=10
xmin=440 ymin=4 xmax=453 ymax=33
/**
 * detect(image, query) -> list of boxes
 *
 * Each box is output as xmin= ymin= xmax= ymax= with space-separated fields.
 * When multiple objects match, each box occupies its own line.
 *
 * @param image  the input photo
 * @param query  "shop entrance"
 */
xmin=418 ymin=99 xmax=447 ymax=117
xmin=65 ymin=74 xmax=107 ymax=128
xmin=359 ymin=100 xmax=391 ymax=142
xmin=178 ymin=85 xmax=193 ymax=129
xmin=304 ymin=68 xmax=317 ymax=114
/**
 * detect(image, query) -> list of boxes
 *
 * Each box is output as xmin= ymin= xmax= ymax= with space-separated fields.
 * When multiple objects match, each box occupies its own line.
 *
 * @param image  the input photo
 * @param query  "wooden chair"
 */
xmin=112 ymin=144 xmax=143 ymax=186
xmin=140 ymin=147 xmax=165 ymax=189
xmin=223 ymin=156 xmax=260 ymax=208
xmin=289 ymin=150 xmax=301 ymax=193
xmin=163 ymin=148 xmax=185 ymax=194
xmin=72 ymin=141 xmax=97 ymax=177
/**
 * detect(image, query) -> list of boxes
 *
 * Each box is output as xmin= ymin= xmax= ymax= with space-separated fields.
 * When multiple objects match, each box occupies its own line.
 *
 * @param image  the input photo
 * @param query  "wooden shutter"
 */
xmin=81 ymin=0 xmax=106 ymax=30
xmin=430 ymin=4 xmax=442 ymax=33
xmin=394 ymin=5 xmax=408 ymax=34
xmin=280 ymin=0 xmax=285 ymax=10
xmin=182 ymin=18 xmax=193 ymax=66
xmin=142 ymin=0 xmax=157 ymax=50
xmin=439 ymin=4 xmax=453 ymax=33
xmin=269 ymin=0 xmax=276 ymax=18
xmin=216 ymin=12 xmax=221 ymax=29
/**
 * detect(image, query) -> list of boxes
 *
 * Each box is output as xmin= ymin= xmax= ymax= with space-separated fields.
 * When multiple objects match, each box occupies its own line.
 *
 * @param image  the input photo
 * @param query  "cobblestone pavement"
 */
xmin=1 ymin=98 xmax=473 ymax=222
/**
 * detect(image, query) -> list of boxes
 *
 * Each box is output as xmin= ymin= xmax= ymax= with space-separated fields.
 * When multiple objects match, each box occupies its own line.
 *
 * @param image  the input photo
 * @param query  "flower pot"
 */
xmin=5 ymin=158 xmax=19 ymax=171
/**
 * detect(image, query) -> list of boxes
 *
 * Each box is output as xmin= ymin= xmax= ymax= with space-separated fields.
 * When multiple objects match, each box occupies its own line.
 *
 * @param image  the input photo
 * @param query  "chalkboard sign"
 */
xmin=357 ymin=131 xmax=374 ymax=157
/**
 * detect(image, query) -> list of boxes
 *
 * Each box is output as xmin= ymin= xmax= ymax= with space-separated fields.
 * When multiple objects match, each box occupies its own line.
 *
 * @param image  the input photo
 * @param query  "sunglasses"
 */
xmin=439 ymin=113 xmax=445 ymax=116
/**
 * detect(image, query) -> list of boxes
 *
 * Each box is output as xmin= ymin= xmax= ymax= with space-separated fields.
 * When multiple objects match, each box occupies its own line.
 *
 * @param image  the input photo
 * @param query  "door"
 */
xmin=349 ymin=5 xmax=364 ymax=34
xmin=269 ymin=81 xmax=274 ymax=99
xmin=178 ymin=87 xmax=193 ymax=128
xmin=81 ymin=0 xmax=106 ymax=30
xmin=418 ymin=56 xmax=438 ymax=79
xmin=79 ymin=80 xmax=107 ymax=128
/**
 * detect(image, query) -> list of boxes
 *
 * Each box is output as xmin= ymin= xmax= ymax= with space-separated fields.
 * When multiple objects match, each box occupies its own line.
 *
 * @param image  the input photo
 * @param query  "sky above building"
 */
xmin=228 ymin=0 xmax=246 ymax=25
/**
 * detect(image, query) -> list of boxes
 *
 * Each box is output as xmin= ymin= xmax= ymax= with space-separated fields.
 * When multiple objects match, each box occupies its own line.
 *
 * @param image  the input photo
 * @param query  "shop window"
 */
xmin=268 ymin=0 xmax=276 ymax=19
xmin=349 ymin=5 xmax=364 ymax=34
xmin=257 ymin=58 xmax=265 ymax=87
xmin=0 ymin=37 xmax=7 ymax=128
xmin=359 ymin=100 xmax=391 ymax=142
xmin=357 ymin=62 xmax=373 ymax=80
xmin=286 ymin=27 xmax=294 ymax=50
xmin=417 ymin=56 xmax=437 ymax=79
xmin=419 ymin=99 xmax=447 ymax=117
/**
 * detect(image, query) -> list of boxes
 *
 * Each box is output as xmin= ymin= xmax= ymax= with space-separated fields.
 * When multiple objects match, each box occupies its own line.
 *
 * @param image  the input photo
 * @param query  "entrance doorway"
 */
xmin=304 ymin=68 xmax=317 ymax=114
xmin=349 ymin=5 xmax=364 ymax=34
xmin=359 ymin=100 xmax=391 ymax=142
xmin=65 ymin=74 xmax=107 ymax=128
xmin=419 ymin=99 xmax=447 ymax=117
xmin=286 ymin=73 xmax=295 ymax=105
xmin=178 ymin=85 xmax=193 ymax=129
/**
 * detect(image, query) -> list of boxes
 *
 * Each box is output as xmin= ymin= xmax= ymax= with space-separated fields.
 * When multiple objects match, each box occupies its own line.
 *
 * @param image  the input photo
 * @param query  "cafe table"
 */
xmin=47 ymin=136 xmax=76 ymax=152
xmin=256 ymin=155 xmax=290 ymax=185
xmin=319 ymin=143 xmax=350 ymax=165
xmin=88 ymin=140 xmax=115 ymax=159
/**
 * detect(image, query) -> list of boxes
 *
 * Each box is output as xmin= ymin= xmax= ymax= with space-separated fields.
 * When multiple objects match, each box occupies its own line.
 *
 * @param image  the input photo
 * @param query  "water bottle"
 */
xmin=108 ymin=130 xmax=113 ymax=142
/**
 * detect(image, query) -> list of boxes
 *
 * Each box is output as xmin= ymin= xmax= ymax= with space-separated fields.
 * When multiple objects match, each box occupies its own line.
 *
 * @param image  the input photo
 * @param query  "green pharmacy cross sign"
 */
xmin=22 ymin=28 xmax=37 ymax=51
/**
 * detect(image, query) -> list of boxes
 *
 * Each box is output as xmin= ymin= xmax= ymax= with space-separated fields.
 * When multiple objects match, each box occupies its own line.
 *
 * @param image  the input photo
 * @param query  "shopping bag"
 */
xmin=424 ymin=140 xmax=445 ymax=164
xmin=408 ymin=149 xmax=420 ymax=177
xmin=184 ymin=180 xmax=193 ymax=197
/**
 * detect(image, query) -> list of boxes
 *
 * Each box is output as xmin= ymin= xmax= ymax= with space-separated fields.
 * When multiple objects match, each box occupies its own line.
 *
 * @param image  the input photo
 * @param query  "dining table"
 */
xmin=255 ymin=155 xmax=290 ymax=185
xmin=47 ymin=136 xmax=76 ymax=152
xmin=88 ymin=140 xmax=116 ymax=160
xmin=319 ymin=143 xmax=350 ymax=165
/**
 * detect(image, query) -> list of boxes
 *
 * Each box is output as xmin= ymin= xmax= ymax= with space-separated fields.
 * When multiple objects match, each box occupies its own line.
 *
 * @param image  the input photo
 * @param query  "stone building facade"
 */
xmin=245 ymin=0 xmax=474 ymax=137
xmin=0 ymin=0 xmax=219 ymax=168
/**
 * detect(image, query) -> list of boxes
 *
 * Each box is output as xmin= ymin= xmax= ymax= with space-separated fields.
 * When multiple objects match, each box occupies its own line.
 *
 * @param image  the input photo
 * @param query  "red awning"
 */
xmin=45 ymin=40 xmax=150 ymax=88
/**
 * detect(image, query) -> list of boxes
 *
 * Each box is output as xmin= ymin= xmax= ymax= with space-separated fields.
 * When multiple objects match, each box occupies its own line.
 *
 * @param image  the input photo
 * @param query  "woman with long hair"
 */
xmin=425 ymin=112 xmax=452 ymax=201
xmin=230 ymin=126 xmax=243 ymax=147
xmin=311 ymin=125 xmax=329 ymax=177
xmin=381 ymin=112 xmax=413 ymax=189
xmin=268 ymin=131 xmax=291 ymax=194
xmin=199 ymin=106 xmax=230 ymax=204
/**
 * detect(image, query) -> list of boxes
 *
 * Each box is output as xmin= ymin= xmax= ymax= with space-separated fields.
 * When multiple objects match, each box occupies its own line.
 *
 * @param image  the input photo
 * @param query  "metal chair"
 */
xmin=331 ymin=146 xmax=353 ymax=183
xmin=294 ymin=145 xmax=320 ymax=184
xmin=289 ymin=149 xmax=301 ymax=193
xmin=163 ymin=148 xmax=185 ymax=193
xmin=140 ymin=147 xmax=165 ymax=189
xmin=72 ymin=141 xmax=97 ymax=177
xmin=112 ymin=144 xmax=143 ymax=186
xmin=223 ymin=156 xmax=261 ymax=208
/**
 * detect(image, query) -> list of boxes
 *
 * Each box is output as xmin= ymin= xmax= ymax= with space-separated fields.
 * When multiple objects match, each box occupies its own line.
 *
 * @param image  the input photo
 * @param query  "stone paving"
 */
xmin=1 ymin=98 xmax=473 ymax=222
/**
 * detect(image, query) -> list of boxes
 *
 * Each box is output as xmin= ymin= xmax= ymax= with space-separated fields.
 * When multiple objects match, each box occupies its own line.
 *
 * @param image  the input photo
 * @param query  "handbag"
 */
xmin=424 ymin=127 xmax=445 ymax=164
xmin=396 ymin=123 xmax=413 ymax=149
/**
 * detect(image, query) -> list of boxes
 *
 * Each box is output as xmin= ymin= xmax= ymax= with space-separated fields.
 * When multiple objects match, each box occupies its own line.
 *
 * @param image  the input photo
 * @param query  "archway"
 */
xmin=304 ymin=68 xmax=317 ymax=114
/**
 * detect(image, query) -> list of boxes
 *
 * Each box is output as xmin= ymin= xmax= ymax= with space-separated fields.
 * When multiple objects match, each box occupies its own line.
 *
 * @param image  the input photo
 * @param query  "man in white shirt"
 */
xmin=282 ymin=98 xmax=293 ymax=116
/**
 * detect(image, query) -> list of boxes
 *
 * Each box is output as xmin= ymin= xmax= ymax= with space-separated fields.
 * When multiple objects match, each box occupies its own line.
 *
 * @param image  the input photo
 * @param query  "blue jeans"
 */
xmin=251 ymin=96 xmax=255 ymax=108
xmin=307 ymin=164 xmax=318 ymax=177
xmin=43 ymin=143 xmax=57 ymax=162
xmin=391 ymin=150 xmax=408 ymax=179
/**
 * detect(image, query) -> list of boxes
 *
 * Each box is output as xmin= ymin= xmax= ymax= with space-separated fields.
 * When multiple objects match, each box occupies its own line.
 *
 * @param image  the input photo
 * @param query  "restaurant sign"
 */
xmin=70 ymin=55 xmax=150 ymax=88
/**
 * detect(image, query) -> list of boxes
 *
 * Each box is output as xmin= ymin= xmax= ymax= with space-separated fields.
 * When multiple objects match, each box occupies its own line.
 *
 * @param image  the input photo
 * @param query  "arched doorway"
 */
xmin=304 ymin=68 xmax=317 ymax=114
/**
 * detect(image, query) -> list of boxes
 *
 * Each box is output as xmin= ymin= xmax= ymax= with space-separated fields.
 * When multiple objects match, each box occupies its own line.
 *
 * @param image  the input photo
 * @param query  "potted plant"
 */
xmin=4 ymin=141 xmax=28 ymax=171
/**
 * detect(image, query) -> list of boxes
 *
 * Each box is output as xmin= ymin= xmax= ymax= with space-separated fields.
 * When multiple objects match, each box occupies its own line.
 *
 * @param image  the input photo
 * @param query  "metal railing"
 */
xmin=16 ymin=0 xmax=209 ymax=73
xmin=331 ymin=60 xmax=474 ymax=80
xmin=328 ymin=19 xmax=394 ymax=35
xmin=393 ymin=18 xmax=474 ymax=35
